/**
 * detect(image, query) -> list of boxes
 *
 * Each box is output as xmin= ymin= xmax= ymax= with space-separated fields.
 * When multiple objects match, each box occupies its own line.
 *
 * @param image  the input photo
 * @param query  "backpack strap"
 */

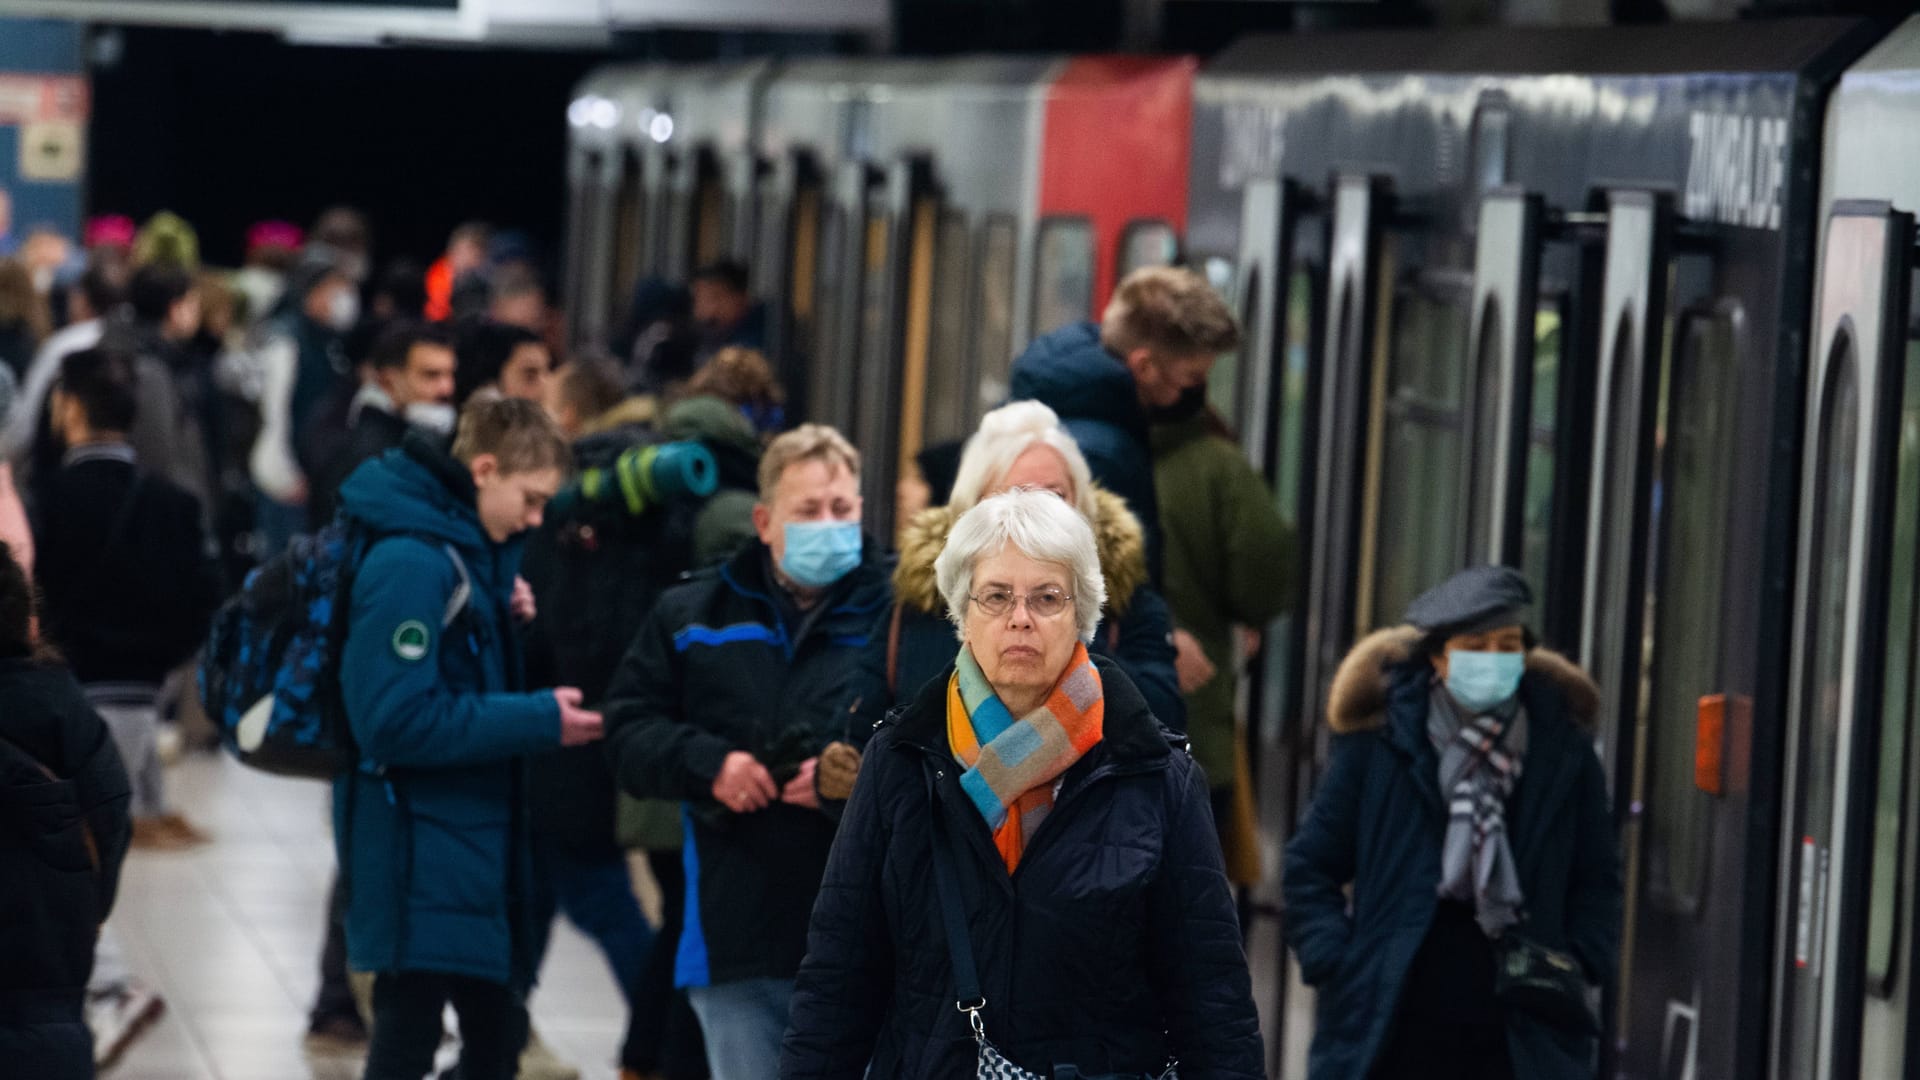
xmin=886 ymin=602 xmax=904 ymax=697
xmin=439 ymin=543 xmax=472 ymax=630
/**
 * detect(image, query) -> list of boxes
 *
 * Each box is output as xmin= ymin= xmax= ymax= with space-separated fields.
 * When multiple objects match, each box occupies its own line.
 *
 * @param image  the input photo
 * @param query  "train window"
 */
xmin=807 ymin=199 xmax=845 ymax=428
xmin=1467 ymin=294 xmax=1505 ymax=552
xmin=1370 ymin=276 xmax=1471 ymax=629
xmin=1278 ymin=264 xmax=1317 ymax=517
xmin=1033 ymin=217 xmax=1095 ymax=338
xmin=924 ymin=212 xmax=974 ymax=445
xmin=1119 ymin=220 xmax=1179 ymax=278
xmin=1783 ymin=332 xmax=1862 ymax=1067
xmin=1865 ymin=324 xmax=1920 ymax=996
xmin=1201 ymin=255 xmax=1240 ymax=418
xmin=1644 ymin=307 xmax=1737 ymax=913
xmin=611 ymin=151 xmax=646 ymax=336
xmin=860 ymin=210 xmax=893 ymax=375
xmin=974 ymin=216 xmax=1019 ymax=412
xmin=1521 ymin=300 xmax=1563 ymax=619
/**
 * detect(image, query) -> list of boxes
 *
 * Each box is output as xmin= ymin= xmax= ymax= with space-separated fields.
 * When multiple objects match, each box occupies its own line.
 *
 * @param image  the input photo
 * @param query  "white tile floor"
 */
xmin=106 ymin=752 xmax=628 ymax=1080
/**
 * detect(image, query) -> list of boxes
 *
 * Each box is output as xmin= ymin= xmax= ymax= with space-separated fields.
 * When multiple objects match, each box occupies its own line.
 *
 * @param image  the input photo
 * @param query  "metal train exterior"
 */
xmin=560 ymin=18 xmax=1920 ymax=1077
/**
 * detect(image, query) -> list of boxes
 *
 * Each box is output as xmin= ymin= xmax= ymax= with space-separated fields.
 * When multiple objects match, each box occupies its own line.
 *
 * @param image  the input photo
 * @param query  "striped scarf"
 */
xmin=1429 ymin=683 xmax=1528 ymax=936
xmin=946 ymin=642 xmax=1104 ymax=872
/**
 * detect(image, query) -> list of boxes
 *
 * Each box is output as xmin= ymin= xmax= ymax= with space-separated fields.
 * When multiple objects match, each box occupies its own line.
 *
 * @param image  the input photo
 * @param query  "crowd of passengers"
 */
xmin=0 ymin=201 xmax=1620 ymax=1080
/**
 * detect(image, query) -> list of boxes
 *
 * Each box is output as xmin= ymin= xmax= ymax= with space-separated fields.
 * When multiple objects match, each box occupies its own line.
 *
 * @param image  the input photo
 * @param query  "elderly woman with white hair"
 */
xmin=877 ymin=400 xmax=1184 ymax=731
xmin=781 ymin=489 xmax=1262 ymax=1080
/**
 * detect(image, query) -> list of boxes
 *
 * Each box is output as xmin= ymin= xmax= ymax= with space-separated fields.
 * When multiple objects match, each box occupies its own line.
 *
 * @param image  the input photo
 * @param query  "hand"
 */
xmin=511 ymin=576 xmax=537 ymax=624
xmin=1172 ymin=629 xmax=1217 ymax=695
xmin=554 ymin=687 xmax=604 ymax=746
xmin=712 ymin=751 xmax=778 ymax=813
xmin=780 ymin=757 xmax=821 ymax=810
xmin=1237 ymin=625 xmax=1263 ymax=661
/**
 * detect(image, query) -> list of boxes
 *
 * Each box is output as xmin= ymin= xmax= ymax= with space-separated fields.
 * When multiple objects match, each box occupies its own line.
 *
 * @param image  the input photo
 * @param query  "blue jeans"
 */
xmin=527 ymin=841 xmax=653 ymax=1002
xmin=685 ymin=977 xmax=794 ymax=1080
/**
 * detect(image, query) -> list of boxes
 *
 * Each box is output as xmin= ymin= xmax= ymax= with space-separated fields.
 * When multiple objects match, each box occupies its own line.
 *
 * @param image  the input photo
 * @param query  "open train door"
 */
xmin=1772 ymin=201 xmax=1915 ymax=1080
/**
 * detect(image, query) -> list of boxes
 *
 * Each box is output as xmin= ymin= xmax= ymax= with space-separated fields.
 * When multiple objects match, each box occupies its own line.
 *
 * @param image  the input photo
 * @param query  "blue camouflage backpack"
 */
xmin=199 ymin=523 xmax=471 ymax=779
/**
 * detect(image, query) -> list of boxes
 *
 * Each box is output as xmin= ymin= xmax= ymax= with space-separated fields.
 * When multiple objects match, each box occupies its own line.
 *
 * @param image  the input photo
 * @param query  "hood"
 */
xmin=1007 ymin=321 xmax=1141 ymax=430
xmin=665 ymin=395 xmax=763 ymax=494
xmin=893 ymin=486 xmax=1149 ymax=619
xmin=1326 ymin=625 xmax=1599 ymax=735
xmin=338 ymin=434 xmax=492 ymax=556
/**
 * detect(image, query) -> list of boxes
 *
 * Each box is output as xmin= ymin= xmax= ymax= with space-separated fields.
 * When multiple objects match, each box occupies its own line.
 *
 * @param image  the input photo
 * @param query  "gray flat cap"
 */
xmin=1404 ymin=565 xmax=1532 ymax=638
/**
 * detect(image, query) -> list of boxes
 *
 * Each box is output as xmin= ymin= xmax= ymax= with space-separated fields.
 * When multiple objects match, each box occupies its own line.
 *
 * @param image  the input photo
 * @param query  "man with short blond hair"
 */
xmin=1010 ymin=265 xmax=1240 ymax=581
xmin=603 ymin=422 xmax=889 ymax=1080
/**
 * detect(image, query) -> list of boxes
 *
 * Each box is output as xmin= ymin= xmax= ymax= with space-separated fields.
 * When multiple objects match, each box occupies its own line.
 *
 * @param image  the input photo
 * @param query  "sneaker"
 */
xmin=155 ymin=722 xmax=185 ymax=765
xmin=155 ymin=813 xmax=212 ymax=847
xmin=519 ymin=1029 xmax=582 ymax=1080
xmin=129 ymin=817 xmax=197 ymax=851
xmin=88 ymin=980 xmax=166 ymax=1068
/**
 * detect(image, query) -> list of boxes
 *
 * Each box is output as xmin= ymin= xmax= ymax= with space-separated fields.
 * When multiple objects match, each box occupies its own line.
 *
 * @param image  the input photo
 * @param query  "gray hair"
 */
xmin=947 ymin=400 xmax=1098 ymax=521
xmin=934 ymin=488 xmax=1107 ymax=644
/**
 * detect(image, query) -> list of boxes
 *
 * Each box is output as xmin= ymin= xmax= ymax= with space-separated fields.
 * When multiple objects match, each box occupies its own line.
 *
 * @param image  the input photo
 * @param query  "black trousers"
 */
xmin=623 ymin=848 xmax=709 ymax=1078
xmin=361 ymin=972 xmax=528 ymax=1080
xmin=1370 ymin=1013 xmax=1513 ymax=1080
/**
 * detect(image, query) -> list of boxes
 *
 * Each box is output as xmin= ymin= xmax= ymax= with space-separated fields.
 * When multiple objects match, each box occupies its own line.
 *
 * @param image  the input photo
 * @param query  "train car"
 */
xmin=563 ymin=61 xmax=770 ymax=354
xmin=1795 ymin=15 xmax=1920 ymax=1078
xmin=1189 ymin=19 xmax=1878 ymax=1078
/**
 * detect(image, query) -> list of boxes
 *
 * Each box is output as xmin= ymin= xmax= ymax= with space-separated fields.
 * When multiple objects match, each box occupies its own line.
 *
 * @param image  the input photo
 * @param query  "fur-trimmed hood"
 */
xmin=893 ymin=486 xmax=1150 ymax=619
xmin=1326 ymin=625 xmax=1599 ymax=734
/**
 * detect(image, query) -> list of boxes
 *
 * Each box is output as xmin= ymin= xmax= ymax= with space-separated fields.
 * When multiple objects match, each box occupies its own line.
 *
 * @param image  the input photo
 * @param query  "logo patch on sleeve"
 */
xmin=392 ymin=620 xmax=432 ymax=662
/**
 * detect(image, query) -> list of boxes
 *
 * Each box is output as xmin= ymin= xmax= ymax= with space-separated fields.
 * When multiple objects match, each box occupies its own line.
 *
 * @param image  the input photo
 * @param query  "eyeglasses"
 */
xmin=968 ymin=587 xmax=1073 ymax=620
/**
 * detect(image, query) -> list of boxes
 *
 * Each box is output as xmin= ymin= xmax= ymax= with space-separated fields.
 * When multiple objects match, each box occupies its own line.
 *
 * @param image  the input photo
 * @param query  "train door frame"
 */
xmin=1230 ymin=173 xmax=1327 ymax=1080
xmin=563 ymin=144 xmax=618 ymax=352
xmin=1464 ymin=187 xmax=1543 ymax=567
xmin=769 ymin=149 xmax=827 ymax=425
xmin=1771 ymin=200 xmax=1915 ymax=1080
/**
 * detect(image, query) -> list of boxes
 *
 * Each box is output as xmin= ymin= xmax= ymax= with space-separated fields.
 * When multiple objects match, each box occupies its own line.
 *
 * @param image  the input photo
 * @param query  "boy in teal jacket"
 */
xmin=333 ymin=398 xmax=605 ymax=1080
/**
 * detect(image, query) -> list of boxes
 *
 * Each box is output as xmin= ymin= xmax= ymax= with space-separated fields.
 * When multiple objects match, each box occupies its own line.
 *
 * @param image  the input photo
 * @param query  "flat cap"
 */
xmin=1403 ymin=565 xmax=1532 ymax=638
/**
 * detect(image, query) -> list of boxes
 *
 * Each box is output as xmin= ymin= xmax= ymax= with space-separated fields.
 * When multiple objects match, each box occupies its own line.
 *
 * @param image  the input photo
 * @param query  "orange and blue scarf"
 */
xmin=946 ymin=642 xmax=1104 ymax=871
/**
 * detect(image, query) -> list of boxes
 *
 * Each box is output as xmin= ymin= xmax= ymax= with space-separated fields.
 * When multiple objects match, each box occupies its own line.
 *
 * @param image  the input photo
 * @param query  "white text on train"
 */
xmin=1684 ymin=111 xmax=1787 ymax=231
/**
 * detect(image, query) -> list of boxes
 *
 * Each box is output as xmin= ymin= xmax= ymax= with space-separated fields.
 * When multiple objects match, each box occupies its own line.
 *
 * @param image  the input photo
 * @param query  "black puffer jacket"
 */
xmin=781 ymin=657 xmax=1263 ymax=1080
xmin=603 ymin=541 xmax=891 ymax=988
xmin=0 ymin=657 xmax=133 ymax=1080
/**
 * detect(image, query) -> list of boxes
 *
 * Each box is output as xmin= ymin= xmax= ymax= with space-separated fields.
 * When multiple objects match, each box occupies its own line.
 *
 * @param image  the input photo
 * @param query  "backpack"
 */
xmin=198 ymin=523 xmax=471 ymax=779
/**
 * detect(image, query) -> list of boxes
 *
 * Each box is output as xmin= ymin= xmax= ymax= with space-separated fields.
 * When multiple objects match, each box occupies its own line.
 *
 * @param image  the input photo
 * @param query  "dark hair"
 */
xmin=129 ymin=262 xmax=194 ymax=324
xmin=374 ymin=258 xmax=428 ymax=317
xmin=370 ymin=319 xmax=454 ymax=373
xmin=77 ymin=261 xmax=129 ymax=318
xmin=455 ymin=321 xmax=546 ymax=406
xmin=690 ymin=260 xmax=750 ymax=295
xmin=0 ymin=539 xmax=31 ymax=659
xmin=310 ymin=206 xmax=371 ymax=254
xmin=450 ymin=396 xmax=571 ymax=475
xmin=57 ymin=347 xmax=138 ymax=434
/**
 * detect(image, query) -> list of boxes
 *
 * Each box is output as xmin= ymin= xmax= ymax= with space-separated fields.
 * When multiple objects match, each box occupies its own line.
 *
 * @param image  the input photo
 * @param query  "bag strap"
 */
xmin=439 ymin=543 xmax=472 ymax=630
xmin=0 ymin=728 xmax=102 ymax=874
xmin=925 ymin=767 xmax=988 ymax=1039
xmin=886 ymin=602 xmax=904 ymax=697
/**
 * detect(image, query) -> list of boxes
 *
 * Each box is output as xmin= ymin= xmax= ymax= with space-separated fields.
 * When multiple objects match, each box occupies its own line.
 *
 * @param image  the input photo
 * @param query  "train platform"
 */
xmin=102 ymin=751 xmax=628 ymax=1080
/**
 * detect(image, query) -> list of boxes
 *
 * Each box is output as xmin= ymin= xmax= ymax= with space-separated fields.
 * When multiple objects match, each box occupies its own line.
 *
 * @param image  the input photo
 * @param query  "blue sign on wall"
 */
xmin=0 ymin=18 xmax=85 ymax=248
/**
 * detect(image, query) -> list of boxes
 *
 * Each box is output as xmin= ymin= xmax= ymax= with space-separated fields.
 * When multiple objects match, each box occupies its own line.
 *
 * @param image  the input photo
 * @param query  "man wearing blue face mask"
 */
xmin=602 ymin=423 xmax=891 ymax=1080
xmin=1281 ymin=566 xmax=1621 ymax=1080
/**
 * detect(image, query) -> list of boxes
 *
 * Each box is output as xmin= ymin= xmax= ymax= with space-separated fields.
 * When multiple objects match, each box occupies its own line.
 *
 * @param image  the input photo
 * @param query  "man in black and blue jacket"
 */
xmin=603 ymin=423 xmax=890 ymax=1080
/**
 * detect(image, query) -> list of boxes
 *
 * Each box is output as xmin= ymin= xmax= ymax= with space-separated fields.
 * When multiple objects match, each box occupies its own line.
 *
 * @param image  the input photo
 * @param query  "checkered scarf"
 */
xmin=1429 ymin=682 xmax=1529 ymax=937
xmin=947 ymin=643 xmax=1105 ymax=871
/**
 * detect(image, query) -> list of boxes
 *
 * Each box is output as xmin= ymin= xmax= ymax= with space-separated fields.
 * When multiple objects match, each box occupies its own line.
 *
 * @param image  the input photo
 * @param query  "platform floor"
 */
xmin=104 ymin=751 xmax=628 ymax=1080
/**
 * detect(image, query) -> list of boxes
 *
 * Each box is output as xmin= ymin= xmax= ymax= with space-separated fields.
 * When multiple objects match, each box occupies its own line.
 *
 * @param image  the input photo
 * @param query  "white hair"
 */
xmin=947 ymin=400 xmax=1098 ymax=521
xmin=935 ymin=488 xmax=1107 ymax=645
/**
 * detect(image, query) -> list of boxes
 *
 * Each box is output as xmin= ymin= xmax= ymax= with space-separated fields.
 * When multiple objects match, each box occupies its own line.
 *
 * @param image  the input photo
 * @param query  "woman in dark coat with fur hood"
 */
xmin=876 ymin=400 xmax=1184 ymax=731
xmin=1283 ymin=566 xmax=1620 ymax=1080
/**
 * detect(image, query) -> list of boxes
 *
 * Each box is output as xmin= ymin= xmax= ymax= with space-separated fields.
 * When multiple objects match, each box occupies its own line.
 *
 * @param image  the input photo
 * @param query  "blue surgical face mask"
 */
xmin=1445 ymin=650 xmax=1526 ymax=714
xmin=780 ymin=521 xmax=861 ymax=588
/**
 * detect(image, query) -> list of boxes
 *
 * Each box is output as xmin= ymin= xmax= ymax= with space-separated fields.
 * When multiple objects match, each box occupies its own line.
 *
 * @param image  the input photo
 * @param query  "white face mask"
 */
xmin=403 ymin=401 xmax=456 ymax=436
xmin=326 ymin=288 xmax=360 ymax=332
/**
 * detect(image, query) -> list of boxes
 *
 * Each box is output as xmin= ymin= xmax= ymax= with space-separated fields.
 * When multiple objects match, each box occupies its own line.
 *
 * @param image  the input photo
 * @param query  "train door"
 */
xmin=665 ymin=146 xmax=726 ymax=283
xmin=769 ymin=150 xmax=826 ymax=423
xmin=1224 ymin=174 xmax=1325 ymax=1080
xmin=562 ymin=146 xmax=614 ymax=352
xmin=1773 ymin=201 xmax=1915 ymax=1080
xmin=607 ymin=148 xmax=649 ymax=349
xmin=811 ymin=160 xmax=875 ymax=440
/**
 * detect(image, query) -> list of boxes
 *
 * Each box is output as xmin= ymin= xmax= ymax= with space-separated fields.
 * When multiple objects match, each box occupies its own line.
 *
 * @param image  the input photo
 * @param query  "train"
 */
xmin=560 ymin=14 xmax=1920 ymax=1079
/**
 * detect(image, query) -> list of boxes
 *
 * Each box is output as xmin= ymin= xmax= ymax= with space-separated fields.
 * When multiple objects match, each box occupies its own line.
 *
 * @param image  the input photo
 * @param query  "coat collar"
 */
xmin=891 ymin=485 xmax=1149 ymax=619
xmin=1326 ymin=624 xmax=1599 ymax=735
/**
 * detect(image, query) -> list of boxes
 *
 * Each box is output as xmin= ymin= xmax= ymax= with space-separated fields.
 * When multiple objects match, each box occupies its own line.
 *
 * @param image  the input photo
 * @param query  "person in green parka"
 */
xmin=1149 ymin=393 xmax=1294 ymax=854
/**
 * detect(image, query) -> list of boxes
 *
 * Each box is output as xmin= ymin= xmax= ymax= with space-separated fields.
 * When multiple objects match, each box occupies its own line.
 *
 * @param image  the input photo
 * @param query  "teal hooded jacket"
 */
xmin=331 ymin=435 xmax=561 ymax=987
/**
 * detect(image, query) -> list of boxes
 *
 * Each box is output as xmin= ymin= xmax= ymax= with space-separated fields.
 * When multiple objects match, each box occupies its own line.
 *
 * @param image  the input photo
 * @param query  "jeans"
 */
xmin=92 ymin=699 xmax=164 ymax=818
xmin=362 ymin=972 xmax=528 ymax=1080
xmin=526 ymin=841 xmax=653 ymax=1004
xmin=686 ymin=977 xmax=794 ymax=1080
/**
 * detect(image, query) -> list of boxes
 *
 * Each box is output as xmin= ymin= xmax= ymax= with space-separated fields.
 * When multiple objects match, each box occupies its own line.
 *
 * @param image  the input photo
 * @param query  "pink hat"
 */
xmin=85 ymin=214 xmax=136 ymax=249
xmin=247 ymin=220 xmax=304 ymax=252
